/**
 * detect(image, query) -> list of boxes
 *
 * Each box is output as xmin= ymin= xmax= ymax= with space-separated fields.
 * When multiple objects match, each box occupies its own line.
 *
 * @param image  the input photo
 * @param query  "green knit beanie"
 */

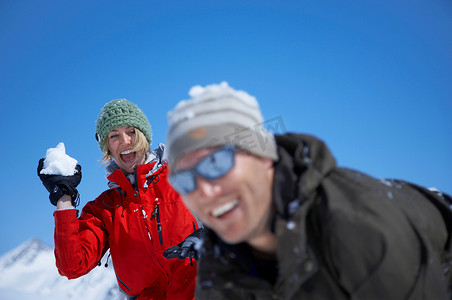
xmin=95 ymin=99 xmax=152 ymax=151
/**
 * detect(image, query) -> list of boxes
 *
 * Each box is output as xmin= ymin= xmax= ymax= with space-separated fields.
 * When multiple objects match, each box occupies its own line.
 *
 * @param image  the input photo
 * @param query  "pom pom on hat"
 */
xmin=95 ymin=99 xmax=152 ymax=151
xmin=166 ymin=82 xmax=278 ymax=169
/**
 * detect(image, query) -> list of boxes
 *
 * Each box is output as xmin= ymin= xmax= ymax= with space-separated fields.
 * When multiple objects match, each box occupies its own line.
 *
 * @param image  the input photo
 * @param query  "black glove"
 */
xmin=163 ymin=228 xmax=204 ymax=261
xmin=37 ymin=158 xmax=82 ymax=206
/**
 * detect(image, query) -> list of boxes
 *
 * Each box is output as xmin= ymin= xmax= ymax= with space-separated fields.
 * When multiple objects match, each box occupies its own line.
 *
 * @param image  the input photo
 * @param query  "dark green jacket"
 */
xmin=195 ymin=133 xmax=452 ymax=299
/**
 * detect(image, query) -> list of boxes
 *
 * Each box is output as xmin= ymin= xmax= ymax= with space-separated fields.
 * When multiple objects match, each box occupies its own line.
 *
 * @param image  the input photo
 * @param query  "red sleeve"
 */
xmin=54 ymin=203 xmax=108 ymax=279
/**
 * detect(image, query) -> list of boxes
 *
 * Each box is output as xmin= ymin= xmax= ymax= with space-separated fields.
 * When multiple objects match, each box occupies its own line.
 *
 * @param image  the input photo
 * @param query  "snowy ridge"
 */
xmin=0 ymin=238 xmax=124 ymax=300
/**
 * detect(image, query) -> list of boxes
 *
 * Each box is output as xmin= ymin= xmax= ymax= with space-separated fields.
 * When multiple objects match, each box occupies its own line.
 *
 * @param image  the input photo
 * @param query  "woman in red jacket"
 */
xmin=38 ymin=99 xmax=199 ymax=299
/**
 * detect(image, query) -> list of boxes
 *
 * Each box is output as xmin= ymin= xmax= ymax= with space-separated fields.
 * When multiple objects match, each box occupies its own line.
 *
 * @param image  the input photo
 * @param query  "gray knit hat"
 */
xmin=166 ymin=82 xmax=278 ymax=169
xmin=95 ymin=99 xmax=152 ymax=151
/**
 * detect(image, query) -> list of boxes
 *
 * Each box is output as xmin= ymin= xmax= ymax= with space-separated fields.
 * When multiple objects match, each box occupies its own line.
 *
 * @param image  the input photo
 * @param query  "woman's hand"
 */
xmin=37 ymin=158 xmax=82 ymax=206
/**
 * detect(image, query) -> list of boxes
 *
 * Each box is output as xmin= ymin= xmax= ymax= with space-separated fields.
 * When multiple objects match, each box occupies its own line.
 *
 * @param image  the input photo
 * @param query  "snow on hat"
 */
xmin=95 ymin=99 xmax=152 ymax=151
xmin=166 ymin=82 xmax=278 ymax=169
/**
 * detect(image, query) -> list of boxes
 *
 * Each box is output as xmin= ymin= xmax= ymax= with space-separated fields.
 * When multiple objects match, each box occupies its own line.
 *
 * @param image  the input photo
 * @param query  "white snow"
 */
xmin=40 ymin=143 xmax=78 ymax=176
xmin=286 ymin=221 xmax=296 ymax=230
xmin=193 ymin=237 xmax=204 ymax=251
xmin=0 ymin=238 xmax=124 ymax=300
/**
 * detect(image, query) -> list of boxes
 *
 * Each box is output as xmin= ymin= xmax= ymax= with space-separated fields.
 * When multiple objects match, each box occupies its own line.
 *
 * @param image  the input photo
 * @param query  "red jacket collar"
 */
xmin=107 ymin=162 xmax=158 ymax=194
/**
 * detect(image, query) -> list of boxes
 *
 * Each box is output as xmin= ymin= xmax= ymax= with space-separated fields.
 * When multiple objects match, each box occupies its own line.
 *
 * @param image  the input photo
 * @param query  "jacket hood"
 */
xmin=273 ymin=133 xmax=337 ymax=219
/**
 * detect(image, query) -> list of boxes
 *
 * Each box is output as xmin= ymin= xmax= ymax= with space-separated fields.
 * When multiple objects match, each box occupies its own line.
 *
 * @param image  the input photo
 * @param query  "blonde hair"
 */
xmin=101 ymin=128 xmax=150 ymax=164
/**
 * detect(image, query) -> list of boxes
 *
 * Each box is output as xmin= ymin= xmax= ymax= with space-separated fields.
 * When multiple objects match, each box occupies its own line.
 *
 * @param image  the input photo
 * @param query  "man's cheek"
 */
xmin=183 ymin=198 xmax=198 ymax=214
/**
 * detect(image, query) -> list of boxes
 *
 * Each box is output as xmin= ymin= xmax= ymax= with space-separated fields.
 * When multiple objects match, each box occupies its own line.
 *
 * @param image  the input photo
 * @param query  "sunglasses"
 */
xmin=169 ymin=146 xmax=236 ymax=195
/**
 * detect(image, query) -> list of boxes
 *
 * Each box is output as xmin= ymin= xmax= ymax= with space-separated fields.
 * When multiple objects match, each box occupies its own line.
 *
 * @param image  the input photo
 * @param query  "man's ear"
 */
xmin=261 ymin=158 xmax=274 ymax=169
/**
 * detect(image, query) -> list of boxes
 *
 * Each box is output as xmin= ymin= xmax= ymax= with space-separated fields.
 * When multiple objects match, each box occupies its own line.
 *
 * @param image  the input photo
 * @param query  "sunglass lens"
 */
xmin=170 ymin=171 xmax=195 ymax=195
xmin=197 ymin=147 xmax=234 ymax=179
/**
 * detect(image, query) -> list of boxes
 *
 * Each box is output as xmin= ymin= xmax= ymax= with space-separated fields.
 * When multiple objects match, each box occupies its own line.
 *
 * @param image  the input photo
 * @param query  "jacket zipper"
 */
xmin=153 ymin=204 xmax=163 ymax=245
xmin=136 ymin=165 xmax=163 ymax=246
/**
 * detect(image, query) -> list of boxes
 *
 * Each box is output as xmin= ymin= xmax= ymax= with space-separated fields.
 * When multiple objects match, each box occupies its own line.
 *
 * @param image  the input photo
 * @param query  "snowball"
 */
xmin=40 ymin=143 xmax=78 ymax=176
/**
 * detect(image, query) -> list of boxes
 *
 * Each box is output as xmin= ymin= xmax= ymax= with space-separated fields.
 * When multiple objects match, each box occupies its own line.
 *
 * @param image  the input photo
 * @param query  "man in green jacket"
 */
xmin=164 ymin=82 xmax=452 ymax=299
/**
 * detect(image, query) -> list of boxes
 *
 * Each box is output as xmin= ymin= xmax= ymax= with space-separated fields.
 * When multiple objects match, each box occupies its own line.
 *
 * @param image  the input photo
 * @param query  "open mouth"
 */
xmin=120 ymin=149 xmax=136 ymax=163
xmin=211 ymin=200 xmax=239 ymax=218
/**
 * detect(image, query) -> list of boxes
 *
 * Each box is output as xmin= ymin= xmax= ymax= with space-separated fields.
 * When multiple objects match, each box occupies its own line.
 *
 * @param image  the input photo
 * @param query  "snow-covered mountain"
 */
xmin=0 ymin=238 xmax=124 ymax=300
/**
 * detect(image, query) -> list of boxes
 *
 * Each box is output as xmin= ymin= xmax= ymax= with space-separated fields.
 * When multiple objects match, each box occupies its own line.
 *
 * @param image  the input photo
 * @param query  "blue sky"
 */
xmin=0 ymin=0 xmax=451 ymax=255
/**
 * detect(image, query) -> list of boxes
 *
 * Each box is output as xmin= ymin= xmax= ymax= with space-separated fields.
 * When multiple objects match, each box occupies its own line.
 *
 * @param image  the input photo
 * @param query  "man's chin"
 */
xmin=219 ymin=231 xmax=246 ymax=245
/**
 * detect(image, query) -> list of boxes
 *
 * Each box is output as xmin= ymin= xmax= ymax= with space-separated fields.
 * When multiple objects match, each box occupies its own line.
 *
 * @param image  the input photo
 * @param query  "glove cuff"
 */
xmin=49 ymin=184 xmax=79 ymax=207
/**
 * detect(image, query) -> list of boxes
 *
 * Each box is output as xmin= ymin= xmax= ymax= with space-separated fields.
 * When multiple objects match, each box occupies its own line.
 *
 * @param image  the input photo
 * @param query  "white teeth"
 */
xmin=211 ymin=200 xmax=238 ymax=217
xmin=121 ymin=150 xmax=133 ymax=155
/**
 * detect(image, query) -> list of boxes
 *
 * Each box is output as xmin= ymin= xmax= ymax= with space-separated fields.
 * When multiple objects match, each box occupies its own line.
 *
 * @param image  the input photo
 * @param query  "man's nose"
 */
xmin=196 ymin=177 xmax=221 ymax=200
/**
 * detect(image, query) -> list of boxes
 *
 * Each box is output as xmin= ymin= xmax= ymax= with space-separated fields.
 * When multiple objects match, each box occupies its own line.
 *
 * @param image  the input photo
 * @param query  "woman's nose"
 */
xmin=120 ymin=132 xmax=132 ymax=144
